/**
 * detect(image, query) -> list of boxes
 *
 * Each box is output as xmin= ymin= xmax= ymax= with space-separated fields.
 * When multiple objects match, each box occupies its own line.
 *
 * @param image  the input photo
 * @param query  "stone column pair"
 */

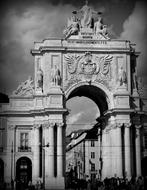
xmin=43 ymin=122 xmax=64 ymax=177
xmin=122 ymin=123 xmax=141 ymax=178
xmin=102 ymin=124 xmax=123 ymax=179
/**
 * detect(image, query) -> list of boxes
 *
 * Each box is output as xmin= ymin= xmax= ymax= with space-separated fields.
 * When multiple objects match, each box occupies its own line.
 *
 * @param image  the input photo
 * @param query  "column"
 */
xmin=57 ymin=123 xmax=63 ymax=177
xmin=5 ymin=125 xmax=15 ymax=184
xmin=135 ymin=125 xmax=141 ymax=177
xmin=32 ymin=124 xmax=40 ymax=183
xmin=115 ymin=124 xmax=123 ymax=177
xmin=110 ymin=127 xmax=116 ymax=177
xmin=43 ymin=124 xmax=49 ymax=179
xmin=44 ymin=122 xmax=55 ymax=190
xmin=48 ymin=123 xmax=54 ymax=177
xmin=101 ymin=130 xmax=107 ymax=179
xmin=124 ymin=123 xmax=131 ymax=179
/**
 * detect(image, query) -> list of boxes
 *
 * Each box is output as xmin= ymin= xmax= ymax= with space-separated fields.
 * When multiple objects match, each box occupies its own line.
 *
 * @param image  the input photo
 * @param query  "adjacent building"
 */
xmin=66 ymin=124 xmax=102 ymax=181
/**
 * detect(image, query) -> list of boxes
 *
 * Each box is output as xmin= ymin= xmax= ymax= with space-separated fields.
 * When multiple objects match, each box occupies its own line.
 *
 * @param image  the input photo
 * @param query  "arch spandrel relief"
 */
xmin=63 ymin=52 xmax=114 ymax=91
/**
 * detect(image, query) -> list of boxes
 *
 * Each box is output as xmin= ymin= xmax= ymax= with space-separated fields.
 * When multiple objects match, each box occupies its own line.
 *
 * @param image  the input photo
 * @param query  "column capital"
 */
xmin=135 ymin=125 xmax=142 ymax=129
xmin=8 ymin=124 xmax=16 ymax=130
xmin=124 ymin=122 xmax=132 ymax=128
xmin=42 ymin=122 xmax=49 ymax=128
xmin=110 ymin=123 xmax=117 ymax=129
xmin=33 ymin=124 xmax=41 ymax=129
xmin=49 ymin=122 xmax=55 ymax=128
xmin=56 ymin=122 xmax=64 ymax=128
xmin=116 ymin=122 xmax=123 ymax=128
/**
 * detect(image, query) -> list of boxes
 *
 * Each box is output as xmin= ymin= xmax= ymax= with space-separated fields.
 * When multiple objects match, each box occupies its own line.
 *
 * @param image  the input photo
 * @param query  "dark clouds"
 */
xmin=0 ymin=0 xmax=147 ymax=94
xmin=120 ymin=1 xmax=147 ymax=76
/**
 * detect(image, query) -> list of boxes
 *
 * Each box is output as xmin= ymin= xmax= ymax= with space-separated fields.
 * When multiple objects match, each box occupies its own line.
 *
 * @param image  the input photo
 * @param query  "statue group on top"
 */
xmin=63 ymin=0 xmax=109 ymax=39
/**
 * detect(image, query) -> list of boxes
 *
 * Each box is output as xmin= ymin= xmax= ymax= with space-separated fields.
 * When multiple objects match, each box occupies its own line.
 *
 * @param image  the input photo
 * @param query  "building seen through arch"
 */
xmin=0 ymin=1 xmax=147 ymax=190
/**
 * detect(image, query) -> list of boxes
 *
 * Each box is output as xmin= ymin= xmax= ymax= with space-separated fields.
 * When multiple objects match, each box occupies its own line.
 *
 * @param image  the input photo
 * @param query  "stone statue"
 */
xmin=13 ymin=76 xmax=34 ymax=96
xmin=63 ymin=13 xmax=79 ymax=39
xmin=118 ymin=66 xmax=127 ymax=86
xmin=36 ymin=67 xmax=43 ymax=90
xmin=78 ymin=0 xmax=96 ymax=29
xmin=94 ymin=13 xmax=109 ymax=38
xmin=51 ymin=65 xmax=61 ymax=86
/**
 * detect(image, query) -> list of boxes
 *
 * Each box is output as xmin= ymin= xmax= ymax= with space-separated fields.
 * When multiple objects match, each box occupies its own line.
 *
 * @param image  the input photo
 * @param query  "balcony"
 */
xmin=18 ymin=146 xmax=31 ymax=152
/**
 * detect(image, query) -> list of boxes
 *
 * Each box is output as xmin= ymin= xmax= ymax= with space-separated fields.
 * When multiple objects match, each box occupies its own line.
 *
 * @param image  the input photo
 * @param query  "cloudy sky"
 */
xmin=0 ymin=0 xmax=147 ymax=134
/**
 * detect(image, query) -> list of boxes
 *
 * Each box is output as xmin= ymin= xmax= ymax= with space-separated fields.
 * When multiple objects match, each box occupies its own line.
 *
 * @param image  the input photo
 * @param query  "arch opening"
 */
xmin=16 ymin=157 xmax=32 ymax=185
xmin=0 ymin=159 xmax=4 ymax=182
xmin=65 ymin=84 xmax=109 ymax=182
xmin=66 ymin=85 xmax=109 ymax=115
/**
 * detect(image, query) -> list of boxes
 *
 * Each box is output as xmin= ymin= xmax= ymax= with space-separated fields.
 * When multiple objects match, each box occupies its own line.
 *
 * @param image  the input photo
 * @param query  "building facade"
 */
xmin=0 ymin=1 xmax=147 ymax=190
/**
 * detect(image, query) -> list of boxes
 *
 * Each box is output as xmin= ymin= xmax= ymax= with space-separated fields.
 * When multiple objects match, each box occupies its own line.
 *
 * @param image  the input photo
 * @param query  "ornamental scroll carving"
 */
xmin=64 ymin=52 xmax=113 ymax=89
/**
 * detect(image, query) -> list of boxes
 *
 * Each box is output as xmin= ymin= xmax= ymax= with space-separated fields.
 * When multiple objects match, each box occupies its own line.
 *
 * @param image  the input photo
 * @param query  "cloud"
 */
xmin=66 ymin=97 xmax=100 ymax=135
xmin=67 ymin=111 xmax=84 ymax=124
xmin=0 ymin=3 xmax=75 ymax=94
xmin=120 ymin=1 xmax=147 ymax=76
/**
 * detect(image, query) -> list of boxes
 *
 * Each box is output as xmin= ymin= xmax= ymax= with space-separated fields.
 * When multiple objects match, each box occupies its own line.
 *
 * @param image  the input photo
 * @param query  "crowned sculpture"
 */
xmin=63 ymin=0 xmax=109 ymax=40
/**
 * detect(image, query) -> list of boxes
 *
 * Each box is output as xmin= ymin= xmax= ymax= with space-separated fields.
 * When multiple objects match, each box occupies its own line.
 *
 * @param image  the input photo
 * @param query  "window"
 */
xmin=20 ymin=133 xmax=28 ymax=148
xmin=91 ymin=152 xmax=95 ymax=159
xmin=91 ymin=141 xmax=95 ymax=147
xmin=91 ymin=163 xmax=95 ymax=171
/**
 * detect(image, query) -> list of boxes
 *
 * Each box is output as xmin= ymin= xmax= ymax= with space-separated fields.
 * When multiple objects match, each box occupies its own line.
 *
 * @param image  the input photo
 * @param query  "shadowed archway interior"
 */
xmin=16 ymin=157 xmax=32 ymax=185
xmin=67 ymin=85 xmax=108 ymax=115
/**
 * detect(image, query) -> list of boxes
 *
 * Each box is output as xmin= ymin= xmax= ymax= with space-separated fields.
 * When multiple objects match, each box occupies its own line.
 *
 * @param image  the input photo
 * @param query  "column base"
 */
xmin=45 ymin=177 xmax=65 ymax=190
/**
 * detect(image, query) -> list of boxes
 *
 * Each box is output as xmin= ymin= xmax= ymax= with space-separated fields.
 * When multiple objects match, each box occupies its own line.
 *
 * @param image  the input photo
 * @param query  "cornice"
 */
xmin=0 ymin=108 xmax=68 ymax=117
xmin=104 ymin=108 xmax=135 ymax=116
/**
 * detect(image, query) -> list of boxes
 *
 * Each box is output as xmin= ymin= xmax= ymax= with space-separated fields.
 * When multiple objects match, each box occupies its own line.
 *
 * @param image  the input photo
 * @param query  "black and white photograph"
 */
xmin=0 ymin=0 xmax=147 ymax=189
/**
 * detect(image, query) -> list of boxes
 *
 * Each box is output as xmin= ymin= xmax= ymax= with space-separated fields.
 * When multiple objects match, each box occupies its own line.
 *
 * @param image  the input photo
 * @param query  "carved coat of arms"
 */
xmin=65 ymin=52 xmax=112 ymax=79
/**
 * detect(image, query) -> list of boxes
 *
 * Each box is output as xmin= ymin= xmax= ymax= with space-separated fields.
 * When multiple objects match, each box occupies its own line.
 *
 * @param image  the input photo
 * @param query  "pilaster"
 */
xmin=57 ymin=122 xmax=64 ymax=177
xmin=115 ymin=123 xmax=123 ymax=178
xmin=32 ymin=124 xmax=40 ymax=184
xmin=135 ymin=125 xmax=142 ymax=177
xmin=124 ymin=123 xmax=131 ymax=179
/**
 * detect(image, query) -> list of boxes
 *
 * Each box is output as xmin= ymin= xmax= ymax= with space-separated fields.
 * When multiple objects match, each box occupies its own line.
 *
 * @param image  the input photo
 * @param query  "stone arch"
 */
xmin=65 ymin=81 xmax=114 ymax=115
xmin=16 ymin=156 xmax=32 ymax=185
xmin=0 ymin=158 xmax=4 ymax=182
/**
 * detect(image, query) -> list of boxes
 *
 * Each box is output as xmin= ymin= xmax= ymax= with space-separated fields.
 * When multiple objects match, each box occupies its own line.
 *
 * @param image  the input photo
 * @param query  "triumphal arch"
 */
xmin=1 ymin=2 xmax=147 ymax=190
